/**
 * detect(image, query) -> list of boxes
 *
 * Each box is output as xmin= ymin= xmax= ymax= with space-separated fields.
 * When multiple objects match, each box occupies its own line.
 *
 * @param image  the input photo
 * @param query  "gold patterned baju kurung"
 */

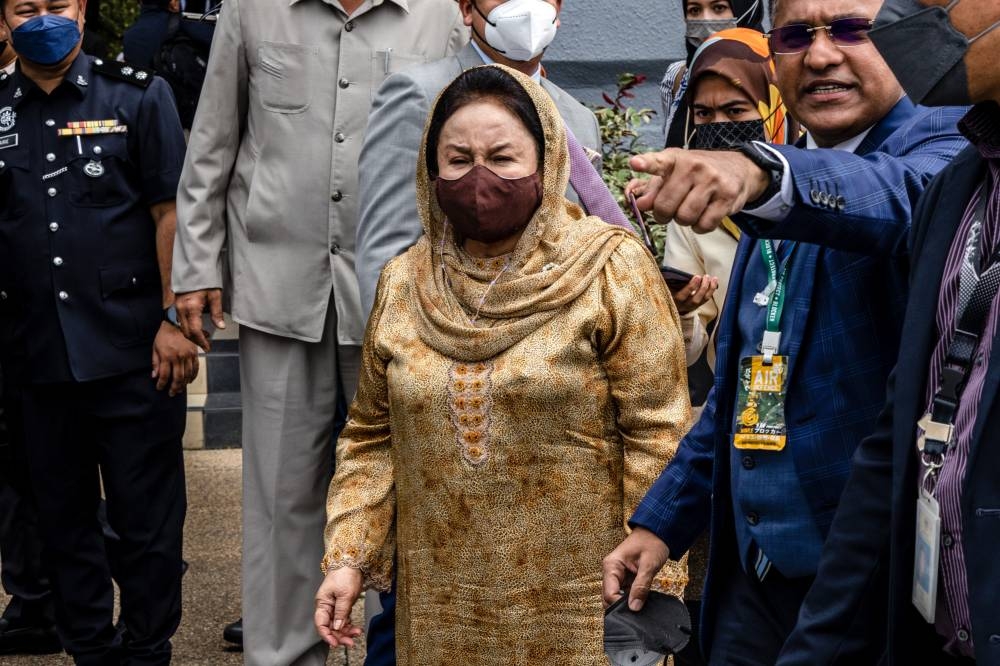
xmin=323 ymin=65 xmax=691 ymax=665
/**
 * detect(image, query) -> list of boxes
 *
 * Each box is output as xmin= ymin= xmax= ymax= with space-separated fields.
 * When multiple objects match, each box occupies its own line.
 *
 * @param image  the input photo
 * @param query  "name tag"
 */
xmin=0 ymin=133 xmax=17 ymax=150
xmin=912 ymin=493 xmax=941 ymax=624
xmin=733 ymin=355 xmax=788 ymax=451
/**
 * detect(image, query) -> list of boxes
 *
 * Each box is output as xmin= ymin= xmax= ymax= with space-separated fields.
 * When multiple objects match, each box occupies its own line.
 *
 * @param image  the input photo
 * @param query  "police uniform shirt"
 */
xmin=0 ymin=54 xmax=186 ymax=384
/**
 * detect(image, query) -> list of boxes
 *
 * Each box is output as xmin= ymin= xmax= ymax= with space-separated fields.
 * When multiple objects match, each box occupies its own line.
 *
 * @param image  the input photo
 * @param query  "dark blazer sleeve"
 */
xmin=745 ymin=107 xmax=968 ymax=257
xmin=776 ymin=372 xmax=896 ymax=664
xmin=629 ymin=384 xmax=717 ymax=559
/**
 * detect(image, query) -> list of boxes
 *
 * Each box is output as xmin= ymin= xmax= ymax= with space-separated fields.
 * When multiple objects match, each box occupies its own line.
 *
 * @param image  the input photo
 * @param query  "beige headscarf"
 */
xmin=412 ymin=65 xmax=635 ymax=362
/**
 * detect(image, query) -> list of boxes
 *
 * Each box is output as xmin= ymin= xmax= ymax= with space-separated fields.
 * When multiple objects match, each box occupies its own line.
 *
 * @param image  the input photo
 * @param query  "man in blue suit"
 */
xmin=602 ymin=0 xmax=968 ymax=663
xmin=779 ymin=1 xmax=1000 ymax=664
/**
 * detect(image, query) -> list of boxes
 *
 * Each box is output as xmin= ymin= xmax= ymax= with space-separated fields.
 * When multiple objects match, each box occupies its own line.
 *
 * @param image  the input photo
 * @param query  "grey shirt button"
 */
xmin=331 ymin=191 xmax=343 ymax=202
xmin=46 ymin=153 xmax=56 ymax=162
xmin=334 ymin=132 xmax=345 ymax=143
xmin=338 ymin=78 xmax=350 ymax=89
xmin=58 ymin=291 xmax=69 ymax=301
xmin=958 ymin=629 xmax=970 ymax=642
xmin=52 ymin=256 xmax=63 ymax=267
xmin=47 ymin=187 xmax=58 ymax=197
xmin=45 ymin=119 xmax=56 ymax=127
xmin=330 ymin=243 xmax=341 ymax=255
xmin=93 ymin=146 xmax=103 ymax=155
xmin=810 ymin=189 xmax=821 ymax=204
xmin=49 ymin=222 xmax=59 ymax=232
xmin=344 ymin=20 xmax=354 ymax=31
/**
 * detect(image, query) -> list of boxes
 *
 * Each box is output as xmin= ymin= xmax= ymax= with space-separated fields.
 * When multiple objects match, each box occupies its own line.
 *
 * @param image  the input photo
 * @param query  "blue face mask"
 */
xmin=11 ymin=14 xmax=81 ymax=66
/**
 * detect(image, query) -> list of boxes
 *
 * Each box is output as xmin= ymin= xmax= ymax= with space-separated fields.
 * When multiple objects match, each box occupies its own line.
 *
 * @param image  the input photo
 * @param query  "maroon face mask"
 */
xmin=435 ymin=165 xmax=543 ymax=244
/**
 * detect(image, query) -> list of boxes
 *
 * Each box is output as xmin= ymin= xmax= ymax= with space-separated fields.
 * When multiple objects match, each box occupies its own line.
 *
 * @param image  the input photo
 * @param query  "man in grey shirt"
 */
xmin=355 ymin=0 xmax=604 ymax=315
xmin=170 ymin=1 xmax=467 ymax=664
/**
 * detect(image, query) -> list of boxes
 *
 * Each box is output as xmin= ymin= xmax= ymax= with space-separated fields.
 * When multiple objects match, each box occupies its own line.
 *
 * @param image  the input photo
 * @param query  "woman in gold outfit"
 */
xmin=314 ymin=64 xmax=691 ymax=665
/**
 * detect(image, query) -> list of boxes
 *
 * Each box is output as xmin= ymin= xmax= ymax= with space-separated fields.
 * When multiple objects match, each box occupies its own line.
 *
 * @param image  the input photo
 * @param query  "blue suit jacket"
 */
xmin=630 ymin=98 xmax=969 ymax=656
xmin=779 ymin=138 xmax=1000 ymax=665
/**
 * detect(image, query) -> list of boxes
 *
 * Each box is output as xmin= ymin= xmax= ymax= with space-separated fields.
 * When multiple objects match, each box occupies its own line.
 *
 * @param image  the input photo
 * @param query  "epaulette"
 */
xmin=92 ymin=58 xmax=154 ymax=89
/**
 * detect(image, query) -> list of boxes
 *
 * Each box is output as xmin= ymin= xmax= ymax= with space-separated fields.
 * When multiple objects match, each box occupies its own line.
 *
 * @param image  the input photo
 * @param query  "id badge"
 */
xmin=733 ymin=356 xmax=788 ymax=451
xmin=912 ymin=492 xmax=941 ymax=623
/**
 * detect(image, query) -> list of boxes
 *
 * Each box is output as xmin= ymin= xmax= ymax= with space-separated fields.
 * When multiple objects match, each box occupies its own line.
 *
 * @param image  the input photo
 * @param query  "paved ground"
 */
xmin=1 ymin=449 xmax=367 ymax=665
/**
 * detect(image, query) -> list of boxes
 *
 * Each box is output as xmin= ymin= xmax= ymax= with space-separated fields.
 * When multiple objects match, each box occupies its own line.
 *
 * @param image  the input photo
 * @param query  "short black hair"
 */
xmin=425 ymin=66 xmax=545 ymax=177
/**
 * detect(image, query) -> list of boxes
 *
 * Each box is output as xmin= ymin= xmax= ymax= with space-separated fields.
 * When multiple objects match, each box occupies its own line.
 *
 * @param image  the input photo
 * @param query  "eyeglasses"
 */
xmin=767 ymin=17 xmax=874 ymax=55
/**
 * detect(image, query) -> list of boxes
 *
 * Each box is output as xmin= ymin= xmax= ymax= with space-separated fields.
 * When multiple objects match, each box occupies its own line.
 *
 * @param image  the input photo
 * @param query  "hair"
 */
xmin=425 ymin=66 xmax=546 ymax=177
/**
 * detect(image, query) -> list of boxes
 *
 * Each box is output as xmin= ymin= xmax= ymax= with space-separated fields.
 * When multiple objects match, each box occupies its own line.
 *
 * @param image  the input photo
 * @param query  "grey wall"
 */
xmin=543 ymin=0 xmax=689 ymax=146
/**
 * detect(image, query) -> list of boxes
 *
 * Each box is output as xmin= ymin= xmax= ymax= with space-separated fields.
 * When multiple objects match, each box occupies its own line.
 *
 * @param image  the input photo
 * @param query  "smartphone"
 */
xmin=661 ymin=266 xmax=696 ymax=291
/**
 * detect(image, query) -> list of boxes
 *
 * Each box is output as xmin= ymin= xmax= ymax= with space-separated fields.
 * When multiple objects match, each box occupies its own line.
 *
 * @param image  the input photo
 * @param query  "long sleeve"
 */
xmin=739 ymin=105 xmax=968 ymax=257
xmin=662 ymin=222 xmax=717 ymax=366
xmin=355 ymin=70 xmax=433 ymax=317
xmin=776 ymin=369 xmax=896 ymax=664
xmin=171 ymin=0 xmax=248 ymax=293
xmin=322 ymin=262 xmax=397 ymax=591
xmin=596 ymin=239 xmax=692 ymax=594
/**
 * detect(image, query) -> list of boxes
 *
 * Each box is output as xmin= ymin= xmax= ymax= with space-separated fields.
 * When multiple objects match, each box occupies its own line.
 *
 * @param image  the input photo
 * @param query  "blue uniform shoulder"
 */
xmin=92 ymin=58 xmax=155 ymax=89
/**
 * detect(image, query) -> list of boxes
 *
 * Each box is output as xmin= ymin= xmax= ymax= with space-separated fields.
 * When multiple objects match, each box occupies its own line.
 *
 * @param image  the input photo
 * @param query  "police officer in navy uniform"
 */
xmin=0 ymin=0 xmax=197 ymax=663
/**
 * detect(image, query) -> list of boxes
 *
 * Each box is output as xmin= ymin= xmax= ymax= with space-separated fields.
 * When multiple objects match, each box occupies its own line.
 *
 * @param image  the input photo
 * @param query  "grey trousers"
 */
xmin=239 ymin=303 xmax=361 ymax=666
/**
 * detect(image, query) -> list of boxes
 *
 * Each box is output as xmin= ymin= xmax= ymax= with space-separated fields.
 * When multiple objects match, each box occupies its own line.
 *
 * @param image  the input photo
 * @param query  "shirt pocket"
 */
xmin=369 ymin=49 xmax=427 ymax=100
xmin=67 ymin=134 xmax=134 ymax=209
xmin=257 ymin=41 xmax=318 ymax=114
xmin=98 ymin=262 xmax=162 ymax=348
xmin=0 ymin=149 xmax=30 ymax=220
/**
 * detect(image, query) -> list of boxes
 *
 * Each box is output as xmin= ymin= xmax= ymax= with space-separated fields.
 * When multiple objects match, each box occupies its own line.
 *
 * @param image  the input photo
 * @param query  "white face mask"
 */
xmin=474 ymin=0 xmax=558 ymax=62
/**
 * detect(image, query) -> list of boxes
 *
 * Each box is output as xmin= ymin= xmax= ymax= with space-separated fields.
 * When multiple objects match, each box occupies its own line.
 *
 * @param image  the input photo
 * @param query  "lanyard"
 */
xmin=918 ymin=176 xmax=999 ymax=490
xmin=758 ymin=239 xmax=797 ymax=365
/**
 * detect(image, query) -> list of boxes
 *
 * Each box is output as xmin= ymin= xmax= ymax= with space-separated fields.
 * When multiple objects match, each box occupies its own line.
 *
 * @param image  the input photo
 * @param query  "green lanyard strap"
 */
xmin=758 ymin=239 xmax=797 ymax=365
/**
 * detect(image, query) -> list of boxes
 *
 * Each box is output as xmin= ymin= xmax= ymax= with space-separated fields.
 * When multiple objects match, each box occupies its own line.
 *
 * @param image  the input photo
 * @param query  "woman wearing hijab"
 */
xmin=659 ymin=0 xmax=765 ymax=145
xmin=659 ymin=28 xmax=800 ymax=372
xmin=313 ymin=65 xmax=691 ymax=664
xmin=631 ymin=30 xmax=799 ymax=665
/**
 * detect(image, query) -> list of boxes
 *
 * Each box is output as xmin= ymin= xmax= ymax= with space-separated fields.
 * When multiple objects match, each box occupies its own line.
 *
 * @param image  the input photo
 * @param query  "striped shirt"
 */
xmin=920 ymin=103 xmax=1000 ymax=658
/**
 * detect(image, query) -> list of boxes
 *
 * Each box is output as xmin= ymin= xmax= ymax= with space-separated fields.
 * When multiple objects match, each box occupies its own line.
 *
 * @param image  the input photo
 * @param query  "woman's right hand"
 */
xmin=670 ymin=274 xmax=719 ymax=315
xmin=314 ymin=567 xmax=364 ymax=647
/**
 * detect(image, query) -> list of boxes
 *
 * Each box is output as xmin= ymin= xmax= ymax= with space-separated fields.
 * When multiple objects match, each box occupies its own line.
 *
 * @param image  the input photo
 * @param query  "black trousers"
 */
xmin=0 ymin=376 xmax=54 ymax=627
xmin=13 ymin=370 xmax=187 ymax=666
xmin=707 ymin=563 xmax=815 ymax=666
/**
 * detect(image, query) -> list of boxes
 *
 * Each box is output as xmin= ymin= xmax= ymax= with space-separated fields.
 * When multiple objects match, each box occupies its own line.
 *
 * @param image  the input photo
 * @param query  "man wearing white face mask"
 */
xmin=355 ymin=0 xmax=619 ymax=319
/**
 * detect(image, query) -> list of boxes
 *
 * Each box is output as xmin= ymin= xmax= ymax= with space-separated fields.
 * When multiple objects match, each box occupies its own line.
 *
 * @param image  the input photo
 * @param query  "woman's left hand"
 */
xmin=314 ymin=567 xmax=364 ymax=647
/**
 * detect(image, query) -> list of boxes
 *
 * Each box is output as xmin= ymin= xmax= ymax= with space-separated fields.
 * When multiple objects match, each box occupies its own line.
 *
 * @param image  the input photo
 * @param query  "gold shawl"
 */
xmin=412 ymin=65 xmax=635 ymax=362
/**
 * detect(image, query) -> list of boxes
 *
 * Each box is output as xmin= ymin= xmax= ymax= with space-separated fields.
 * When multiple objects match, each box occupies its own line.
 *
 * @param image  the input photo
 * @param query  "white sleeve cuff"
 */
xmin=743 ymin=141 xmax=794 ymax=222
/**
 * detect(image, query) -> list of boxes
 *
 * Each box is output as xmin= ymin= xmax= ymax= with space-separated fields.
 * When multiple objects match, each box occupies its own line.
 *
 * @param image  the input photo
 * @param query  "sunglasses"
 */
xmin=768 ymin=17 xmax=874 ymax=55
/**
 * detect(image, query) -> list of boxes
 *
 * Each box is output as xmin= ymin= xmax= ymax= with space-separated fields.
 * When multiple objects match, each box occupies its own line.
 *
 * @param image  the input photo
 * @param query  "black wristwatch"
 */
xmin=163 ymin=304 xmax=181 ymax=327
xmin=736 ymin=141 xmax=785 ymax=209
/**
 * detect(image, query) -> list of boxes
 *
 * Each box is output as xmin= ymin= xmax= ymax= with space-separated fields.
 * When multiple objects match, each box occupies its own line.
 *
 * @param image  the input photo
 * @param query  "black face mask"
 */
xmin=870 ymin=0 xmax=1000 ymax=106
xmin=692 ymin=119 xmax=766 ymax=151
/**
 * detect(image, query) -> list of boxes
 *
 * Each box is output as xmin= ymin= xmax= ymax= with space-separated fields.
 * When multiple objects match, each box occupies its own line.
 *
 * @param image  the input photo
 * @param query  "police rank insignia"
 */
xmin=0 ymin=107 xmax=15 ymax=133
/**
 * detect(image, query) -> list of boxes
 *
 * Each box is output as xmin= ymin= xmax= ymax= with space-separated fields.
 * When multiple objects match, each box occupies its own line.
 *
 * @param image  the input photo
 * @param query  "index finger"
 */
xmin=602 ymin=557 xmax=628 ymax=608
xmin=182 ymin=309 xmax=211 ymax=353
xmin=630 ymin=149 xmax=680 ymax=180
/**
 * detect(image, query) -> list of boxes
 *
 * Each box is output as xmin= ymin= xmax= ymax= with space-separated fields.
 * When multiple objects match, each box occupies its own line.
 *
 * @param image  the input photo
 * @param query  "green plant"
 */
xmin=98 ymin=0 xmax=140 ymax=57
xmin=590 ymin=73 xmax=667 ymax=261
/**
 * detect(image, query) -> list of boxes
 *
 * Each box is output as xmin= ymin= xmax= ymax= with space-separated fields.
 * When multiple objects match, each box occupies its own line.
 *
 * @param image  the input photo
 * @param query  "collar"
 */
xmin=1 ymin=60 xmax=14 ymax=77
xmin=805 ymin=126 xmax=873 ymax=153
xmin=471 ymin=39 xmax=541 ymax=83
xmin=959 ymin=101 xmax=1000 ymax=161
xmin=10 ymin=52 xmax=90 ymax=107
xmin=290 ymin=0 xmax=410 ymax=13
